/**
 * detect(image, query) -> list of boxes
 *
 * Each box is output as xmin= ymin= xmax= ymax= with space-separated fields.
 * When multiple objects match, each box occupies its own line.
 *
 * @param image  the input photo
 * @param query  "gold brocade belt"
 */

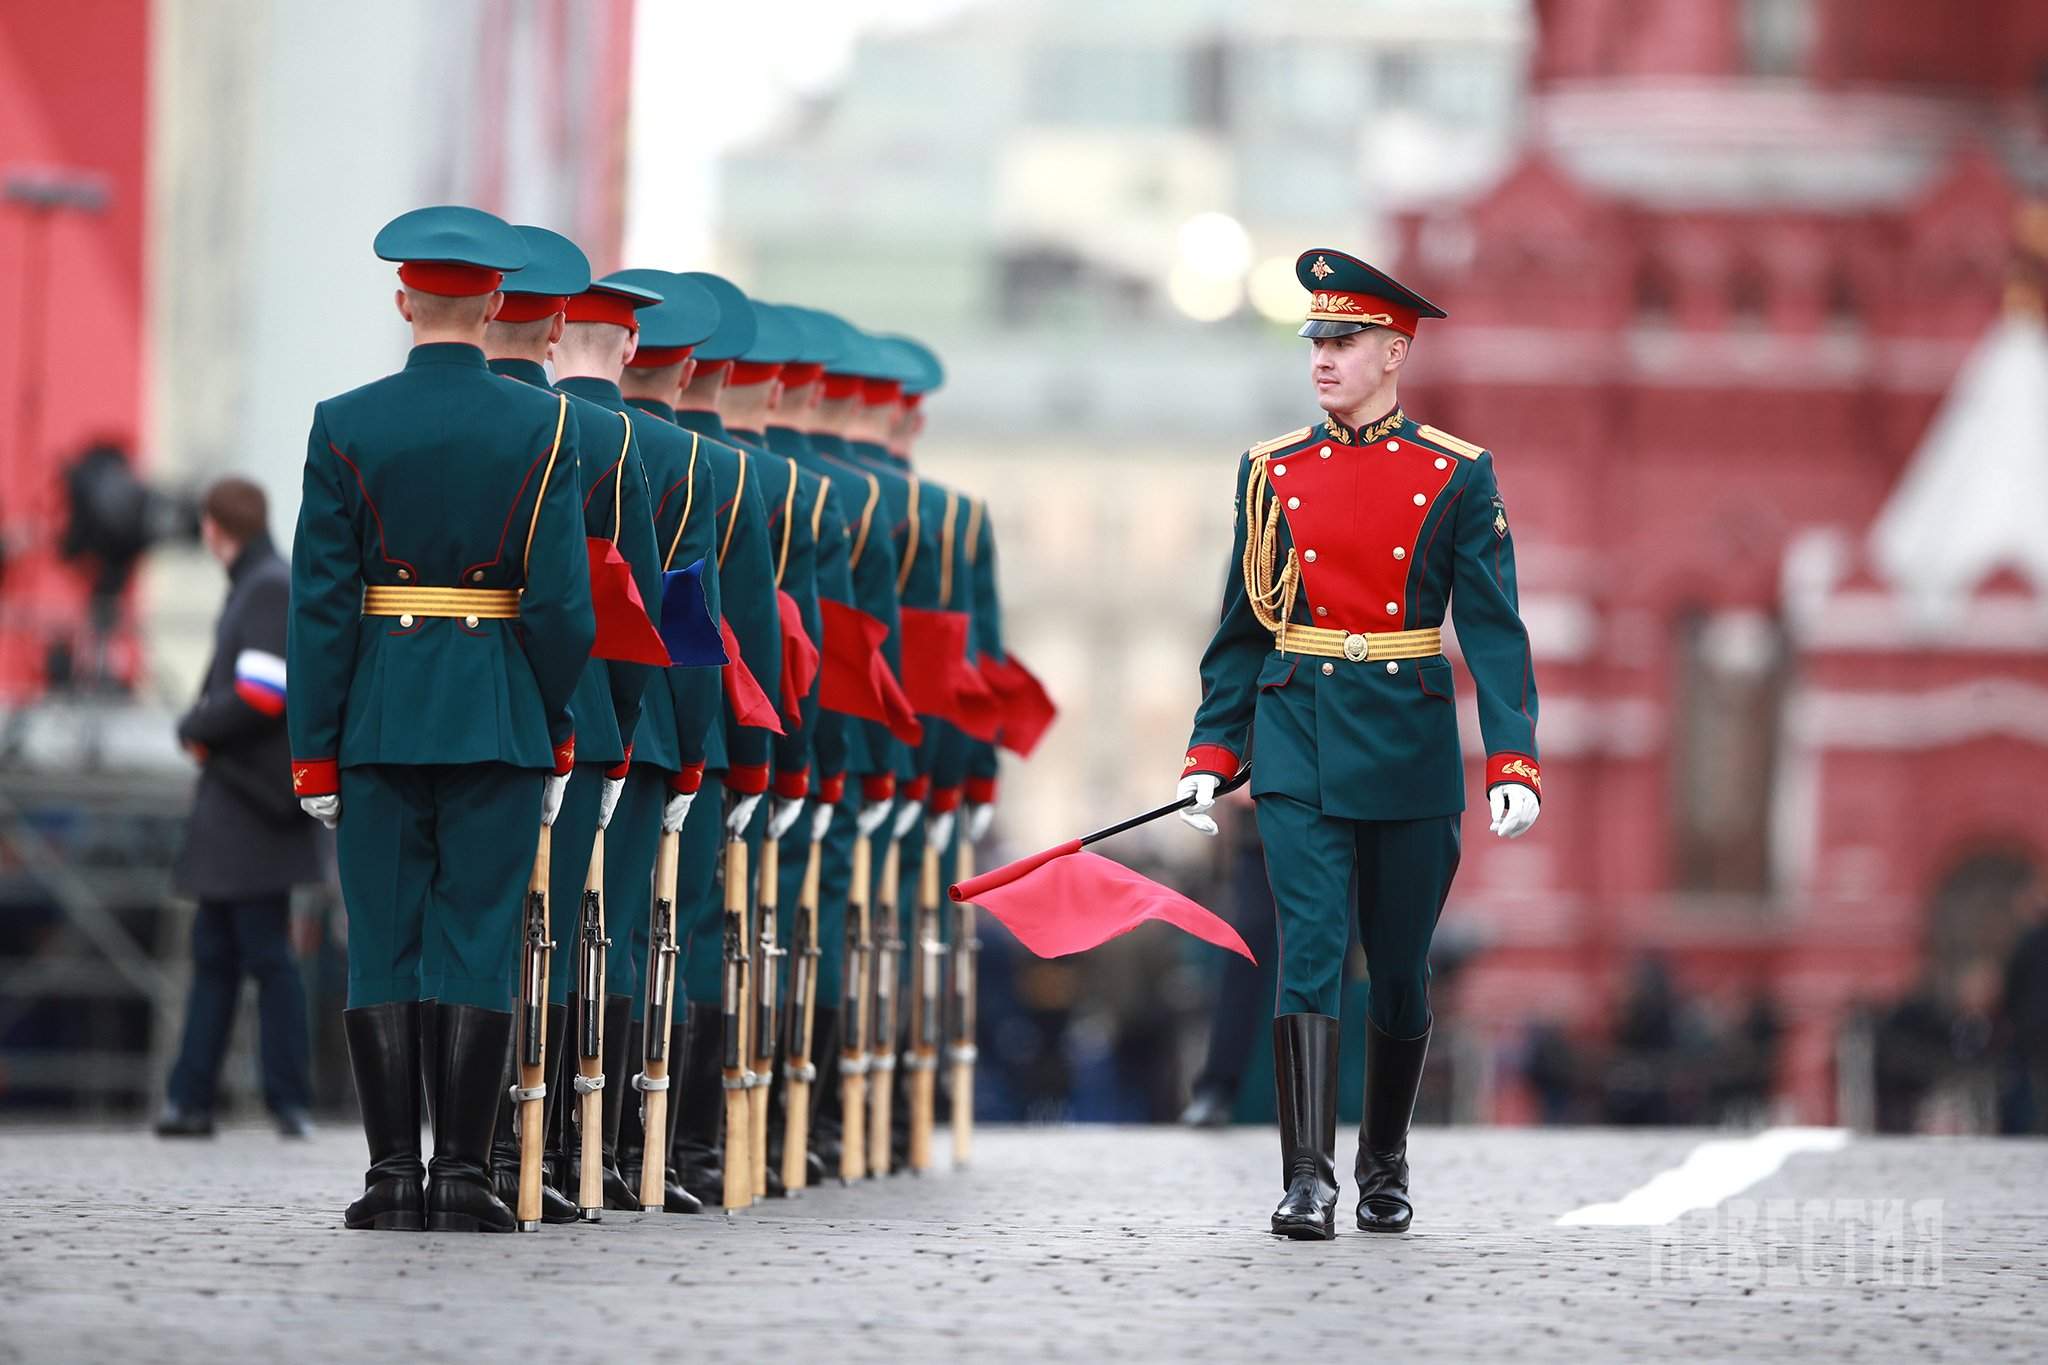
xmin=361 ymin=585 xmax=522 ymax=623
xmin=1276 ymin=624 xmax=1442 ymax=663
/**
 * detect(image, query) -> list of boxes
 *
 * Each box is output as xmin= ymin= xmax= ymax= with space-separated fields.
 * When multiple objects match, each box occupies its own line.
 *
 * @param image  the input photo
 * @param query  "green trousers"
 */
xmin=337 ymin=762 xmax=540 ymax=1010
xmin=677 ymin=774 xmax=731 ymax=1004
xmin=545 ymin=762 xmax=606 ymax=1007
xmin=1253 ymin=794 xmax=1460 ymax=1037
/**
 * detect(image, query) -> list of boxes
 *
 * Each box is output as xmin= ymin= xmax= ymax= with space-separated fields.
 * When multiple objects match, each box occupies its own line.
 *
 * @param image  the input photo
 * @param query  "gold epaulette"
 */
xmin=1248 ymin=425 xmax=1312 ymax=461
xmin=1415 ymin=424 xmax=1486 ymax=461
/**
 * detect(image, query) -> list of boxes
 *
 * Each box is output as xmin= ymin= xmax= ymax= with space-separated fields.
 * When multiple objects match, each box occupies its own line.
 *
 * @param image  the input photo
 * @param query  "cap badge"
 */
xmin=1309 ymin=256 xmax=1335 ymax=282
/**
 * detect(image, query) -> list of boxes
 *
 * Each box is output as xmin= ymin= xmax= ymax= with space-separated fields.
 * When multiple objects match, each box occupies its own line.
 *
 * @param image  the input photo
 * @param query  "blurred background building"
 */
xmin=4 ymin=0 xmax=2045 ymax=1134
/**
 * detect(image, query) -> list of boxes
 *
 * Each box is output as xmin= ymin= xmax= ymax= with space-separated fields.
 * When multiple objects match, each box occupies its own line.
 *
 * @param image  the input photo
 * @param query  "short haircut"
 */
xmin=485 ymin=316 xmax=556 ymax=347
xmin=202 ymin=476 xmax=268 ymax=543
xmin=405 ymin=288 xmax=496 ymax=329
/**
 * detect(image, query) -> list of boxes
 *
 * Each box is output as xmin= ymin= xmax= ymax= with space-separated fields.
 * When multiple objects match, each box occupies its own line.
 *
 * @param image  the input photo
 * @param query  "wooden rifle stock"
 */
xmin=907 ymin=841 xmax=942 ymax=1172
xmin=514 ymin=824 xmax=554 ymax=1231
xmin=951 ymin=840 xmax=978 ymax=1168
xmin=637 ymin=828 xmax=681 ymax=1210
xmin=720 ymin=832 xmax=753 ymax=1211
xmin=574 ymin=830 xmax=608 ymax=1220
xmin=780 ymin=836 xmax=823 ymax=1193
xmin=868 ymin=834 xmax=901 ymax=1176
xmin=749 ymin=836 xmax=781 ymax=1201
xmin=838 ymin=834 xmax=871 ymax=1183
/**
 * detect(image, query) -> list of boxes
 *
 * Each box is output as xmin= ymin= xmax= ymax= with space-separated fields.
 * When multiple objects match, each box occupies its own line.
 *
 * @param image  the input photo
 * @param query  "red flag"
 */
xmin=950 ymin=845 xmax=1254 ymax=963
xmin=818 ymin=599 xmax=924 ymax=746
xmin=775 ymin=590 xmax=821 ymax=728
xmin=718 ymin=617 xmax=785 ymax=735
xmin=952 ymin=656 xmax=1003 ymax=742
xmin=585 ymin=538 xmax=670 ymax=666
xmin=896 ymin=607 xmax=968 ymax=718
xmin=981 ymin=654 xmax=1058 ymax=758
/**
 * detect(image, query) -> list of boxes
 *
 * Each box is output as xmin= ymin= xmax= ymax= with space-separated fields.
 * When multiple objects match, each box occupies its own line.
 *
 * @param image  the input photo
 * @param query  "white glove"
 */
xmin=856 ymin=798 xmax=893 ymax=838
xmin=892 ymin=799 xmax=923 ymax=841
xmin=541 ymin=772 xmax=569 ymax=827
xmin=726 ymin=791 xmax=762 ymax=836
xmin=597 ymin=775 xmax=624 ymax=830
xmin=767 ymin=795 xmax=805 ymax=841
xmin=809 ymin=801 xmax=835 ymax=843
xmin=929 ymin=810 xmax=957 ymax=851
xmin=966 ymin=802 xmax=995 ymax=843
xmin=1489 ymin=784 xmax=1540 ymax=840
xmin=1177 ymin=774 xmax=1219 ymax=836
xmin=662 ymin=791 xmax=694 ymax=834
xmin=299 ymin=794 xmax=340 ymax=830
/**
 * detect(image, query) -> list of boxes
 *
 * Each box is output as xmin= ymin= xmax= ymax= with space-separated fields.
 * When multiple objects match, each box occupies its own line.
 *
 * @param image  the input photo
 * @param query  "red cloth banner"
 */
xmin=586 ymin=538 xmax=671 ymax=665
xmin=981 ymin=654 xmax=1058 ymax=758
xmin=817 ymin=599 xmax=923 ymax=745
xmin=775 ymin=589 xmax=821 ymax=727
xmin=950 ymin=845 xmax=1255 ymax=963
xmin=719 ymin=617 xmax=784 ymax=735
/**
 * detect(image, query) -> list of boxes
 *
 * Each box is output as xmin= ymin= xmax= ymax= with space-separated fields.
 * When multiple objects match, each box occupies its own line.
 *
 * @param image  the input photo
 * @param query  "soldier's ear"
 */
xmin=620 ymin=330 xmax=639 ymax=367
xmin=483 ymin=290 xmax=505 ymax=323
xmin=676 ymin=357 xmax=697 ymax=392
xmin=546 ymin=312 xmax=566 ymax=347
xmin=394 ymin=288 xmax=413 ymax=323
xmin=1385 ymin=334 xmax=1410 ymax=373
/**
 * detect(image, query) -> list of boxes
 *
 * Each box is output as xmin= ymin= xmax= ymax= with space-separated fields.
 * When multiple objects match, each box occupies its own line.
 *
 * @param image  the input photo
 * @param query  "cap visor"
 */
xmin=1298 ymin=319 xmax=1369 ymax=339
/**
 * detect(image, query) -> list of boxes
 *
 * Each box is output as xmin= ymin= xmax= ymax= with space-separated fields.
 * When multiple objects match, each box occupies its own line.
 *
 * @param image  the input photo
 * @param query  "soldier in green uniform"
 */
xmin=601 ymin=267 xmax=728 ymax=1212
xmin=775 ymin=306 xmax=915 ymax=1178
xmin=486 ymin=252 xmax=666 ymax=1213
xmin=640 ymin=271 xmax=786 ymax=1205
xmin=289 ymin=206 xmax=595 ymax=1232
xmin=1179 ymin=249 xmax=1542 ymax=1240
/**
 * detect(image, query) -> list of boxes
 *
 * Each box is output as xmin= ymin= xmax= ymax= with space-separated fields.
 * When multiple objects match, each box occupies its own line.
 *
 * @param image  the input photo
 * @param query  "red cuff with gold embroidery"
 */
xmin=668 ymin=761 xmax=705 ymax=795
xmin=820 ymin=773 xmax=846 ymax=805
xmin=553 ymin=737 xmax=576 ymax=777
xmin=1485 ymin=752 xmax=1542 ymax=797
xmin=726 ymin=762 xmax=769 ymax=796
xmin=605 ymin=745 xmax=633 ymax=781
xmin=1182 ymin=745 xmax=1238 ymax=782
xmin=862 ymin=773 xmax=896 ymax=803
xmin=774 ymin=767 xmax=810 ymax=801
xmin=930 ymin=785 xmax=963 ymax=815
xmin=292 ymin=758 xmax=339 ymax=797
xmin=903 ymin=775 xmax=930 ymax=804
xmin=965 ymin=775 xmax=998 ymax=806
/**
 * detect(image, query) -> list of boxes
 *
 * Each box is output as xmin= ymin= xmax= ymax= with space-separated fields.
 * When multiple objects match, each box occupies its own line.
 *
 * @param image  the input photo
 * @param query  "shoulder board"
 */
xmin=1415 ymin=424 xmax=1486 ymax=461
xmin=1248 ymin=425 xmax=1313 ymax=460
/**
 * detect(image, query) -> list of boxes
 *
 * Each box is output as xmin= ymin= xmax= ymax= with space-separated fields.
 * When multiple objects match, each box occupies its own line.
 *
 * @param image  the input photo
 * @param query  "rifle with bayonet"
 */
xmin=512 ymin=825 xmax=555 ymax=1231
xmin=572 ymin=831 xmax=610 ymax=1221
xmin=719 ymin=828 xmax=754 ymax=1211
xmin=749 ymin=835 xmax=783 ymax=1201
xmin=636 ymin=827 xmax=682 ymax=1209
xmin=950 ymin=839 xmax=980 ymax=1167
xmin=867 ymin=830 xmax=902 ymax=1176
xmin=780 ymin=830 xmax=824 ymax=1193
xmin=907 ymin=840 xmax=943 ymax=1171
xmin=837 ymin=833 xmax=871 ymax=1183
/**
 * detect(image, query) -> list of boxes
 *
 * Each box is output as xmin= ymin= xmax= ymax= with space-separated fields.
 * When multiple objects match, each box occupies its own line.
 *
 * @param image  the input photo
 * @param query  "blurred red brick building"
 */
xmin=1405 ymin=0 xmax=2048 ymax=1120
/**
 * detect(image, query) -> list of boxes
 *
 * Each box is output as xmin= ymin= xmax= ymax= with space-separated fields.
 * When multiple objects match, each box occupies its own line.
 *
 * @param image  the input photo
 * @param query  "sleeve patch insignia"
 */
xmin=1492 ymin=496 xmax=1508 ymax=538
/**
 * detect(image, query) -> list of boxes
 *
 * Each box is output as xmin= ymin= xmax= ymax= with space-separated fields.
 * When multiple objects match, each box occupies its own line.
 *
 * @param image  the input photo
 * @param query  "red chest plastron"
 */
xmin=1267 ymin=432 xmax=1458 ymax=630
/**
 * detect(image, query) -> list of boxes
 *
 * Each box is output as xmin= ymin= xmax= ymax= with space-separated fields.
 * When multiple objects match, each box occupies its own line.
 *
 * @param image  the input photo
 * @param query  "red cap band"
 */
xmin=626 ymin=345 xmax=694 ymax=368
xmin=779 ymin=362 xmax=824 ymax=386
xmin=860 ymin=378 xmax=902 ymax=405
xmin=1305 ymin=290 xmax=1421 ymax=338
xmin=904 ymin=393 xmax=925 ymax=409
xmin=727 ymin=360 xmax=782 ymax=386
xmin=820 ymin=373 xmax=863 ymax=400
xmin=564 ymin=291 xmax=642 ymax=331
xmin=397 ymin=262 xmax=504 ymax=297
xmin=493 ymin=293 xmax=567 ymax=323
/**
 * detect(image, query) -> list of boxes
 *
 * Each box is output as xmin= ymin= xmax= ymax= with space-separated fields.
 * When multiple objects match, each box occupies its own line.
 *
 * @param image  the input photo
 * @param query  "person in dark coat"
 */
xmin=155 ymin=477 xmax=326 ymax=1138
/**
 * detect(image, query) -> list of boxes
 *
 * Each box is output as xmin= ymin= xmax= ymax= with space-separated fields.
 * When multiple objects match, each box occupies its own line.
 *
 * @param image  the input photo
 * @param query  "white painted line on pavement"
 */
xmin=1556 ymin=1126 xmax=1851 ymax=1227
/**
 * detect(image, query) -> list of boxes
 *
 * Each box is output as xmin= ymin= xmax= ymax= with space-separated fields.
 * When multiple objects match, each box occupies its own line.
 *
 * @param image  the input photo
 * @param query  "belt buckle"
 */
xmin=1342 ymin=632 xmax=1369 ymax=663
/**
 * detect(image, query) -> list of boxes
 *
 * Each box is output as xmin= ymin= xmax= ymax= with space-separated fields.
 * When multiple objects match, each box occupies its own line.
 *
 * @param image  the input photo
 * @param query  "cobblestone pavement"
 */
xmin=1 ymin=1124 xmax=2041 ymax=1363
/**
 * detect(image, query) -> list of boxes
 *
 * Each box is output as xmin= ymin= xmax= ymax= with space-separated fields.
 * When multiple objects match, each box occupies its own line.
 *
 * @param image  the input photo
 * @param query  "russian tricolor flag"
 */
xmin=233 ymin=649 xmax=288 ymax=717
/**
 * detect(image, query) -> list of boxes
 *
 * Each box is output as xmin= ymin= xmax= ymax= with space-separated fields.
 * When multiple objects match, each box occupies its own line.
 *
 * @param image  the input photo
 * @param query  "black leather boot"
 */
xmin=1355 ymin=1019 xmax=1430 ymax=1234
xmin=492 ymin=1009 xmax=577 ymax=1224
xmin=600 ymin=995 xmax=639 ymax=1210
xmin=424 ymin=1004 xmax=517 ymax=1233
xmin=808 ymin=1005 xmax=843 ymax=1182
xmin=342 ymin=1002 xmax=425 ymax=1230
xmin=543 ymin=1006 xmax=575 ymax=1210
xmin=1269 ymin=1013 xmax=1339 ymax=1241
xmin=673 ymin=1001 xmax=728 ymax=1206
